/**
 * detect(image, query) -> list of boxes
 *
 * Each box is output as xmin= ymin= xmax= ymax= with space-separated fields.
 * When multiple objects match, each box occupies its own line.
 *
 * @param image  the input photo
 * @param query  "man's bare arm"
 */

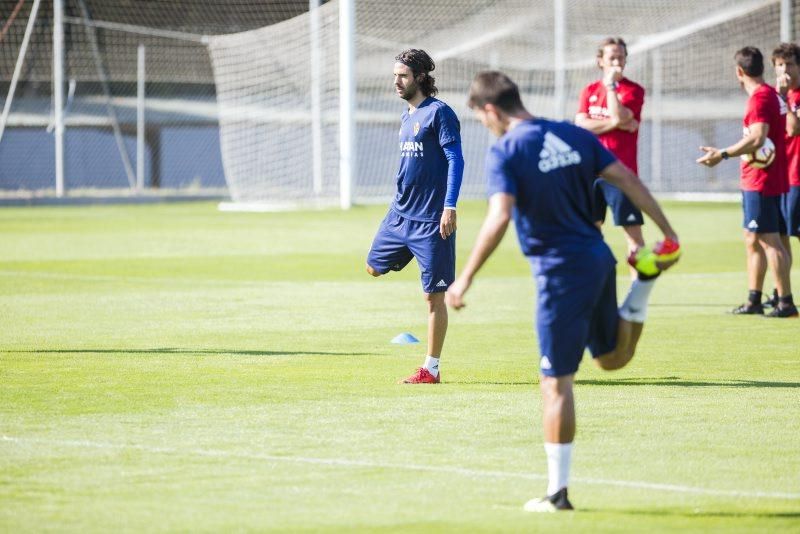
xmin=599 ymin=161 xmax=678 ymax=241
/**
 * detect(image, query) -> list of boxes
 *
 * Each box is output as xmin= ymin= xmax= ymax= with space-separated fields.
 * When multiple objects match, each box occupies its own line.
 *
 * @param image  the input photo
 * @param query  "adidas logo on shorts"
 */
xmin=748 ymin=219 xmax=759 ymax=229
xmin=540 ymin=355 xmax=552 ymax=370
xmin=436 ymin=279 xmax=448 ymax=288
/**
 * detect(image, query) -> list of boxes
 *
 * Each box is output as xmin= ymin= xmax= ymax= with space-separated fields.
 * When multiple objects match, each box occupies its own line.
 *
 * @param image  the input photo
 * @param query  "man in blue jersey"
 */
xmin=446 ymin=71 xmax=680 ymax=511
xmin=366 ymin=49 xmax=464 ymax=384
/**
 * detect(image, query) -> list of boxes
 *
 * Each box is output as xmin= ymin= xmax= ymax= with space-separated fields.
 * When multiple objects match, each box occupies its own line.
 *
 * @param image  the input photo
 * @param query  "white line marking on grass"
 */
xmin=0 ymin=269 xmax=748 ymax=287
xmin=0 ymin=270 xmax=262 ymax=287
xmin=3 ymin=435 xmax=799 ymax=500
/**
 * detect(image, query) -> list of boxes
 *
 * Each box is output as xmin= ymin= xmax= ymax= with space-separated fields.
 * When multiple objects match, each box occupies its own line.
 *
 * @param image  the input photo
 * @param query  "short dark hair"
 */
xmin=467 ymin=71 xmax=525 ymax=112
xmin=597 ymin=36 xmax=627 ymax=58
xmin=772 ymin=42 xmax=800 ymax=65
xmin=735 ymin=46 xmax=764 ymax=77
xmin=395 ymin=48 xmax=438 ymax=97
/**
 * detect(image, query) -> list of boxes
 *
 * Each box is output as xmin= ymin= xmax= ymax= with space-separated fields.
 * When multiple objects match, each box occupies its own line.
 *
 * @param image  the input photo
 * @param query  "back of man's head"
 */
xmin=735 ymin=46 xmax=764 ymax=77
xmin=467 ymin=71 xmax=524 ymax=113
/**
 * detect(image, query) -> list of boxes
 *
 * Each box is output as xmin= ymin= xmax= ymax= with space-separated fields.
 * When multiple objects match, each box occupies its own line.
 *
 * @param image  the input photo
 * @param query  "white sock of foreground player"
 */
xmin=423 ymin=355 xmax=440 ymax=377
xmin=544 ymin=442 xmax=573 ymax=495
xmin=618 ymin=278 xmax=657 ymax=323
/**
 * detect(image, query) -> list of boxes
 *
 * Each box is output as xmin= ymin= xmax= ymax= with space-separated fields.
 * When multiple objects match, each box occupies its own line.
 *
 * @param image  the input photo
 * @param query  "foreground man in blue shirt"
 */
xmin=366 ymin=49 xmax=464 ymax=384
xmin=446 ymin=71 xmax=680 ymax=511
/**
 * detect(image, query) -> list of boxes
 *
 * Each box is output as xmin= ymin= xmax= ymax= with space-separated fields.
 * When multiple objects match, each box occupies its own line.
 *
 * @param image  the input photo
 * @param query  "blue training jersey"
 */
xmin=486 ymin=119 xmax=618 ymax=263
xmin=392 ymin=97 xmax=461 ymax=222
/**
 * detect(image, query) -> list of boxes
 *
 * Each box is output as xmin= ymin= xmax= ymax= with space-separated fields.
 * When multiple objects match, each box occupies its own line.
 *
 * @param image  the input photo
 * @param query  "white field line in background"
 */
xmin=0 ymin=269 xmax=272 ymax=287
xmin=2 ymin=436 xmax=799 ymax=500
xmin=0 ymin=269 xmax=749 ymax=287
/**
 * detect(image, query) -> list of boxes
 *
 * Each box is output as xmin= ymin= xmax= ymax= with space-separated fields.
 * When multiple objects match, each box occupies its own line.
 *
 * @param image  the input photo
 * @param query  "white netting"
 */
xmin=0 ymin=0 xmax=303 ymax=195
xmin=208 ymin=3 xmax=340 ymax=205
xmin=208 ymin=0 xmax=793 ymax=207
xmin=0 ymin=0 xmax=797 ymax=200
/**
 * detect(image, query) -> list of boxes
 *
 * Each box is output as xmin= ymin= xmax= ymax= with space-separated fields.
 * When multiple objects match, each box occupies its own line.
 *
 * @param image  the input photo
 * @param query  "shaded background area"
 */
xmin=0 ymin=0 xmax=314 ymax=193
xmin=0 ymin=0 xmax=798 ymax=201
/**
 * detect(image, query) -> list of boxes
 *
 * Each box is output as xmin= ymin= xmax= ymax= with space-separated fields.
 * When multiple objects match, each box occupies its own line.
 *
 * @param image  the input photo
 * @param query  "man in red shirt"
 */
xmin=757 ymin=43 xmax=800 ymax=309
xmin=773 ymin=44 xmax=800 ymax=247
xmin=576 ymin=37 xmax=646 ymax=267
xmin=697 ymin=46 xmax=797 ymax=317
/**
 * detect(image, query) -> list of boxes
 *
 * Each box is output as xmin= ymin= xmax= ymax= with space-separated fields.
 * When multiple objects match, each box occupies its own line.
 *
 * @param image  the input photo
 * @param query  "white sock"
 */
xmin=544 ymin=442 xmax=573 ymax=496
xmin=423 ymin=355 xmax=440 ymax=377
xmin=618 ymin=278 xmax=656 ymax=323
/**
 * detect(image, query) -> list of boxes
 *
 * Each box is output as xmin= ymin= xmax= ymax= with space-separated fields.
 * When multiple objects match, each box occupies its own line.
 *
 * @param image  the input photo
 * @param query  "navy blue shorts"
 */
xmin=742 ymin=190 xmax=783 ymax=234
xmin=782 ymin=186 xmax=800 ymax=237
xmin=531 ymin=246 xmax=619 ymax=377
xmin=367 ymin=209 xmax=455 ymax=293
xmin=593 ymin=178 xmax=644 ymax=226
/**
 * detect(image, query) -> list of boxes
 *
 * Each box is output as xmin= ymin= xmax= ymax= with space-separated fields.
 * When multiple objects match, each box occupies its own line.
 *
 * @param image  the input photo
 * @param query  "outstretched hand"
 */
xmin=696 ymin=146 xmax=722 ymax=168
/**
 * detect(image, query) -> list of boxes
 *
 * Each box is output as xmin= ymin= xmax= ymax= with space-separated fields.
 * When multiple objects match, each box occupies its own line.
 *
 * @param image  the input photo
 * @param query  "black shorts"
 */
xmin=593 ymin=178 xmax=644 ymax=226
xmin=742 ymin=190 xmax=782 ymax=234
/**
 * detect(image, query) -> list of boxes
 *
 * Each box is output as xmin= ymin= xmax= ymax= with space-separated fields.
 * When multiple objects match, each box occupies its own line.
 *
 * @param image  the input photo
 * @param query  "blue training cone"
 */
xmin=391 ymin=332 xmax=420 ymax=344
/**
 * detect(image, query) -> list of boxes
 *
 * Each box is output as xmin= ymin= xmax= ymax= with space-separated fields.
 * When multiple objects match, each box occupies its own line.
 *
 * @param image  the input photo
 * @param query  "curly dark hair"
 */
xmin=772 ymin=42 xmax=800 ymax=65
xmin=395 ymin=48 xmax=438 ymax=97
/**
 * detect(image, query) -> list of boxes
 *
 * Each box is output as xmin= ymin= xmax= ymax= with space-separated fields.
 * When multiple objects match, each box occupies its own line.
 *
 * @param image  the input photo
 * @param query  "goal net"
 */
xmin=0 ymin=0 xmax=302 ymax=197
xmin=208 ymin=0 xmax=793 ymax=207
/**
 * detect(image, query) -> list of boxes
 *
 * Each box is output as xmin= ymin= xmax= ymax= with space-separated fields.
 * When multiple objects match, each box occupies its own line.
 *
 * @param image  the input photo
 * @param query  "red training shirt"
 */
xmin=741 ymin=83 xmax=788 ymax=195
xmin=785 ymin=87 xmax=800 ymax=187
xmin=577 ymin=77 xmax=645 ymax=173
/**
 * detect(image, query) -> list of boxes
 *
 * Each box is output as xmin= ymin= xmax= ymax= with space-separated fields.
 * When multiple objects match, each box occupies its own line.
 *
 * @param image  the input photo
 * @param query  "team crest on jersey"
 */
xmin=413 ymin=122 xmax=421 ymax=136
xmin=538 ymin=132 xmax=582 ymax=172
xmin=589 ymin=95 xmax=598 ymax=103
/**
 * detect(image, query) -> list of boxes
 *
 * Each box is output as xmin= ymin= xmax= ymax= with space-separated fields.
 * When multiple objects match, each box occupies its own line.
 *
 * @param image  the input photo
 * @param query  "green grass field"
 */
xmin=1 ymin=200 xmax=799 ymax=532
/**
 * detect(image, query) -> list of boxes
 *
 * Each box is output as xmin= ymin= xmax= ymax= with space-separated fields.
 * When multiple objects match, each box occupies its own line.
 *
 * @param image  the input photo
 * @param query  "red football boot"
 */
xmin=400 ymin=367 xmax=440 ymax=384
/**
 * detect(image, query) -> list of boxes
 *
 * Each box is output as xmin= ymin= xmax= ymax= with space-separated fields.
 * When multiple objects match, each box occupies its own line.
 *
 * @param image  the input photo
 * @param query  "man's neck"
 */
xmin=507 ymin=111 xmax=536 ymax=132
xmin=406 ymin=93 xmax=427 ymax=112
xmin=743 ymin=76 xmax=764 ymax=95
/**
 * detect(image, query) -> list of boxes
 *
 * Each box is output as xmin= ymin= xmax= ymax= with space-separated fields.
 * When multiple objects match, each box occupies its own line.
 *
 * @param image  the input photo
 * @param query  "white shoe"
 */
xmin=523 ymin=487 xmax=573 ymax=512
